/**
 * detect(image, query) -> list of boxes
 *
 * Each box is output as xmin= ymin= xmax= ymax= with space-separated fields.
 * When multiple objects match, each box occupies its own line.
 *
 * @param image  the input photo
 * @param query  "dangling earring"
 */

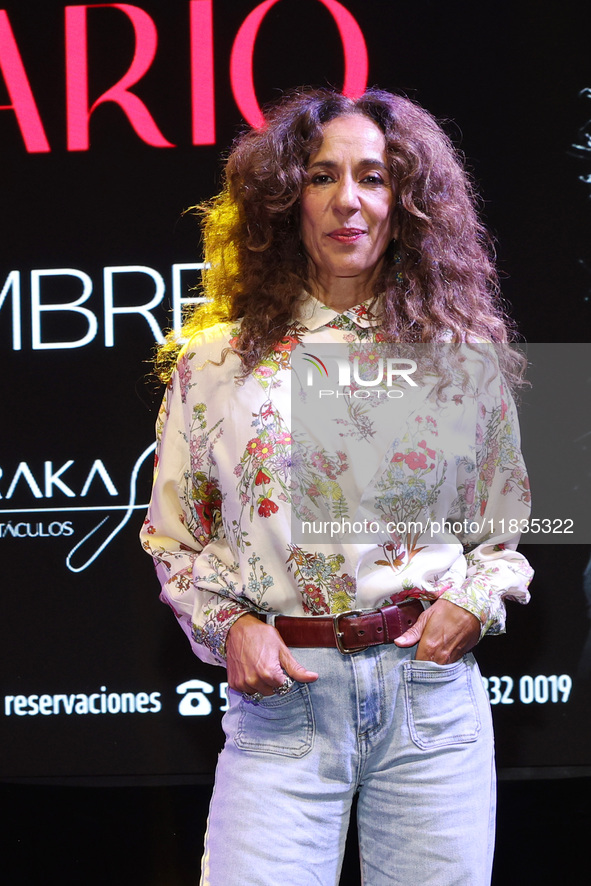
xmin=393 ymin=244 xmax=403 ymax=284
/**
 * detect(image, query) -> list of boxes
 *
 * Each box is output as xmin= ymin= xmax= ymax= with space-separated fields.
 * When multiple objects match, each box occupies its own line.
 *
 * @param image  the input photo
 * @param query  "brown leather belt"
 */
xmin=267 ymin=599 xmax=424 ymax=654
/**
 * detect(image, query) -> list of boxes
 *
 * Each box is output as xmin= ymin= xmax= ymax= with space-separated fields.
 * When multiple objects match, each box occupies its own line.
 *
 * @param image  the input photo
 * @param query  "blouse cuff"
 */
xmin=183 ymin=596 xmax=253 ymax=666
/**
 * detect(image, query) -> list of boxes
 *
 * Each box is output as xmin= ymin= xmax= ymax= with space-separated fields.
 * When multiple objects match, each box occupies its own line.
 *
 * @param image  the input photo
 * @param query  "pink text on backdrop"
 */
xmin=0 ymin=0 xmax=368 ymax=152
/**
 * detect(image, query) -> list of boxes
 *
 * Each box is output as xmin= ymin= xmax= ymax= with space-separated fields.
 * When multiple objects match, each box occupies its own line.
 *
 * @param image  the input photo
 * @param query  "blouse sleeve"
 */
xmin=439 ymin=364 xmax=534 ymax=637
xmin=140 ymin=361 xmax=251 ymax=666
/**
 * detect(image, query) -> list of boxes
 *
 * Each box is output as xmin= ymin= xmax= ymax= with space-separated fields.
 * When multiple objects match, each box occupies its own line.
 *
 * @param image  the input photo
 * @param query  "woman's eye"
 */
xmin=362 ymin=173 xmax=385 ymax=185
xmin=310 ymin=173 xmax=334 ymax=185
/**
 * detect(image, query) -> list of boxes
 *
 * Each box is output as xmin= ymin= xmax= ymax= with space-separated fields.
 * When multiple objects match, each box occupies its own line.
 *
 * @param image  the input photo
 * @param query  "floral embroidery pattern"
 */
xmin=182 ymin=402 xmax=224 ymax=547
xmin=189 ymin=553 xmax=243 ymax=660
xmin=326 ymin=313 xmax=376 ymax=339
xmin=461 ymin=385 xmax=530 ymax=521
xmin=286 ymin=544 xmax=356 ymax=614
xmin=371 ymin=416 xmax=447 ymax=574
xmin=244 ymin=553 xmax=274 ymax=609
xmin=291 ymin=443 xmax=349 ymax=522
xmin=231 ymin=400 xmax=292 ymax=549
xmin=177 ymin=353 xmax=194 ymax=403
xmin=229 ymin=326 xmax=304 ymax=391
xmin=232 ymin=399 xmax=352 ymax=545
xmin=377 ymin=579 xmax=440 ymax=609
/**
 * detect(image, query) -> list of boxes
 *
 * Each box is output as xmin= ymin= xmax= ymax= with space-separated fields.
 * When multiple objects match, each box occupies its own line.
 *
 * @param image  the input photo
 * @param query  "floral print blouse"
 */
xmin=140 ymin=296 xmax=533 ymax=667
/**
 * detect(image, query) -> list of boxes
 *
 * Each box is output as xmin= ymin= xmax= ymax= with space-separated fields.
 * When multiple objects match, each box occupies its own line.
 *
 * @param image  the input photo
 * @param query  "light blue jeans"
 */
xmin=200 ymin=644 xmax=495 ymax=886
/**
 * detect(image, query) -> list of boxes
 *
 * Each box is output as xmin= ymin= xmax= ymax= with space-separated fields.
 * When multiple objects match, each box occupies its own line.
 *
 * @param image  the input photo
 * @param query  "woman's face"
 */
xmin=300 ymin=114 xmax=396 ymax=300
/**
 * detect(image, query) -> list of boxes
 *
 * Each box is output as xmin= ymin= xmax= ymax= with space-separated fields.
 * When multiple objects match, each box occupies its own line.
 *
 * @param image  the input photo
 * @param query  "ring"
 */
xmin=272 ymin=677 xmax=294 ymax=696
xmin=243 ymin=691 xmax=265 ymax=703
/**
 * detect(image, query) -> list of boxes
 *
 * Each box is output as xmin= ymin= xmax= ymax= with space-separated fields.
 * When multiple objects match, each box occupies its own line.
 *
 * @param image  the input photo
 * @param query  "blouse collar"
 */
xmin=293 ymin=293 xmax=382 ymax=331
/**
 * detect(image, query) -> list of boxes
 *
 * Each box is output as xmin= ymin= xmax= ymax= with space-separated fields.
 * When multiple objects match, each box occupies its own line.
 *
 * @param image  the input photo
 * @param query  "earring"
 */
xmin=392 ymin=246 xmax=403 ymax=284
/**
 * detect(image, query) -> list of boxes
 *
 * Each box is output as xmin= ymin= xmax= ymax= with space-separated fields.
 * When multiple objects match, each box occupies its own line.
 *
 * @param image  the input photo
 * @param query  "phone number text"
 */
xmin=481 ymin=674 xmax=572 ymax=705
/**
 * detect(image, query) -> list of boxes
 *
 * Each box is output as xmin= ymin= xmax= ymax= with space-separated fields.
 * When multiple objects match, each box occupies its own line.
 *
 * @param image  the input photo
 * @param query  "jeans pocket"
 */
xmin=234 ymin=683 xmax=315 ymax=758
xmin=403 ymin=656 xmax=481 ymax=750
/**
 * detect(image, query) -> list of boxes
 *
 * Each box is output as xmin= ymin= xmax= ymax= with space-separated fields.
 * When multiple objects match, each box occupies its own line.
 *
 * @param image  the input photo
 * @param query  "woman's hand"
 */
xmin=226 ymin=613 xmax=319 ymax=696
xmin=394 ymin=598 xmax=480 ymax=664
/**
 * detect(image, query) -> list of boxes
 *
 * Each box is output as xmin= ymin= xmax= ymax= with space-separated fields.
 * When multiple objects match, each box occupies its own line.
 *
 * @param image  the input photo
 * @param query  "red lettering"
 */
xmin=319 ymin=0 xmax=368 ymax=99
xmin=230 ymin=0 xmax=276 ymax=129
xmin=190 ymin=0 xmax=215 ymax=145
xmin=229 ymin=0 xmax=368 ymax=129
xmin=0 ymin=11 xmax=50 ymax=152
xmin=2 ymin=2 xmax=370 ymax=153
xmin=65 ymin=3 xmax=174 ymax=151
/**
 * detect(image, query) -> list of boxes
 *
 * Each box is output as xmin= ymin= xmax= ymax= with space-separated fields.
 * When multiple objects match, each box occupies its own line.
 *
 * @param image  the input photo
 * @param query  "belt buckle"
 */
xmin=333 ymin=609 xmax=367 ymax=654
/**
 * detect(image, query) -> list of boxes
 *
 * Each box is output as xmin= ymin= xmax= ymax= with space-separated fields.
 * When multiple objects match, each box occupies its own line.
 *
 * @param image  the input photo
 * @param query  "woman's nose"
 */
xmin=333 ymin=175 xmax=360 ymax=213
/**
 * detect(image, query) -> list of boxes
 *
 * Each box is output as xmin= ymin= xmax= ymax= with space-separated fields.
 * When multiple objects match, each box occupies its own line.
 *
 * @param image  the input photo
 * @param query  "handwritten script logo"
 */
xmin=0 ymin=443 xmax=155 ymax=572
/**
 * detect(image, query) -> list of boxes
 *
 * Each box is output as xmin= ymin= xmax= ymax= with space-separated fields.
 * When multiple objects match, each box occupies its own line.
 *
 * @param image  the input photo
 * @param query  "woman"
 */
xmin=141 ymin=88 xmax=533 ymax=886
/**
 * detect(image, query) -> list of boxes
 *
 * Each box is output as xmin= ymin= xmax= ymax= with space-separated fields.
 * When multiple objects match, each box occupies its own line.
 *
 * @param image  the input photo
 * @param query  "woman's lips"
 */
xmin=328 ymin=228 xmax=365 ymax=243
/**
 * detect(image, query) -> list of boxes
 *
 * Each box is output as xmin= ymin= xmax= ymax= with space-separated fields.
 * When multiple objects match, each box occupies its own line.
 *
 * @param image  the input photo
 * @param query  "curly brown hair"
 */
xmin=156 ymin=87 xmax=522 ymax=383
